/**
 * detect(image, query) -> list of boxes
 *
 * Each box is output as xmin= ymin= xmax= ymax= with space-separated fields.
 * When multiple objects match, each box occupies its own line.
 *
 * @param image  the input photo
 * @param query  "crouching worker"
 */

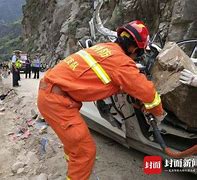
xmin=37 ymin=20 xmax=165 ymax=180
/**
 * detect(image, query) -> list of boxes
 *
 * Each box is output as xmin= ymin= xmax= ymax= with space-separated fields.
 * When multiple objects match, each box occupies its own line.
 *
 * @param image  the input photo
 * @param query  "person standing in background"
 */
xmin=11 ymin=50 xmax=21 ymax=87
xmin=25 ymin=55 xmax=31 ymax=78
xmin=32 ymin=55 xmax=41 ymax=79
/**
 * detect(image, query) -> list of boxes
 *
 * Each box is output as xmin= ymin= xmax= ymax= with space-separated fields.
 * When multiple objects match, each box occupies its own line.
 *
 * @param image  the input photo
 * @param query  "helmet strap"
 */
xmin=115 ymin=36 xmax=137 ymax=56
xmin=129 ymin=46 xmax=138 ymax=54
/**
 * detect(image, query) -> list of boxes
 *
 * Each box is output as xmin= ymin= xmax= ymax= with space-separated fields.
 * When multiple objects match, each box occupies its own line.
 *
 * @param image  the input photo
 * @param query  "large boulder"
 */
xmin=151 ymin=42 xmax=197 ymax=128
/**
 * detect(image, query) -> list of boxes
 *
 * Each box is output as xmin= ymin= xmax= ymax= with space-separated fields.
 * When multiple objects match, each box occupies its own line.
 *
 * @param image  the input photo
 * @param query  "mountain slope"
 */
xmin=21 ymin=0 xmax=197 ymax=65
xmin=0 ymin=0 xmax=26 ymax=24
xmin=0 ymin=0 xmax=25 ymax=61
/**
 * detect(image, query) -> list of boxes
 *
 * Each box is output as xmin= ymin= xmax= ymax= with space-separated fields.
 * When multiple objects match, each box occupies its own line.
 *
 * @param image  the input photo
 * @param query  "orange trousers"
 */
xmin=37 ymin=83 xmax=96 ymax=180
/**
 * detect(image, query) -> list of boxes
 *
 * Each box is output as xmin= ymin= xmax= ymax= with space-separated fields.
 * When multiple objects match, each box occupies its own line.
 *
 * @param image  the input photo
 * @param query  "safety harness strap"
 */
xmin=77 ymin=50 xmax=111 ymax=84
xmin=144 ymin=92 xmax=161 ymax=109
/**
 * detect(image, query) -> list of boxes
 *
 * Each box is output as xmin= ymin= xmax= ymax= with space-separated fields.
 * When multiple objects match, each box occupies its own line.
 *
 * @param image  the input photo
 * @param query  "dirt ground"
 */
xmin=0 ymin=72 xmax=196 ymax=180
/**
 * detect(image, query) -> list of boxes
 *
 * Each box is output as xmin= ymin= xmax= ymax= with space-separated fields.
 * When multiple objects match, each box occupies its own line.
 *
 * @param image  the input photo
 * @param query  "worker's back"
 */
xmin=44 ymin=42 xmax=132 ymax=101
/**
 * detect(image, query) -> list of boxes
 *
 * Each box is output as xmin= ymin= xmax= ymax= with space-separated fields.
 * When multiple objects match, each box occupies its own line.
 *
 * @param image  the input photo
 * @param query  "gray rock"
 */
xmin=31 ymin=109 xmax=38 ymax=119
xmin=75 ymin=27 xmax=89 ymax=39
xmin=53 ymin=177 xmax=65 ymax=180
xmin=17 ymin=167 xmax=25 ymax=174
xmin=48 ymin=172 xmax=62 ymax=180
xmin=12 ymin=162 xmax=25 ymax=173
xmin=16 ymin=178 xmax=28 ymax=180
xmin=168 ymin=0 xmax=197 ymax=41
xmin=151 ymin=42 xmax=197 ymax=128
xmin=36 ymin=173 xmax=48 ymax=180
xmin=0 ymin=100 xmax=3 ymax=105
xmin=25 ymin=151 xmax=39 ymax=165
xmin=0 ymin=107 xmax=5 ymax=112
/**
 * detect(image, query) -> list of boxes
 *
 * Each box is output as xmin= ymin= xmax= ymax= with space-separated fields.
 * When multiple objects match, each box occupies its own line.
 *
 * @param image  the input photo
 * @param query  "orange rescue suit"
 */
xmin=37 ymin=42 xmax=163 ymax=180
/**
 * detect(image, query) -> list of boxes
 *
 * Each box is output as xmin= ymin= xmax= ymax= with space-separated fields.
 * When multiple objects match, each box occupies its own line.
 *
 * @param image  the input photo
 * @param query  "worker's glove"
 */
xmin=179 ymin=69 xmax=197 ymax=87
xmin=154 ymin=111 xmax=167 ymax=125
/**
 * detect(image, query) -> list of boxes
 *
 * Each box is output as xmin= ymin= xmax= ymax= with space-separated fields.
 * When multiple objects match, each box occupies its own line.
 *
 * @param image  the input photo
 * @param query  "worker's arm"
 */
xmin=111 ymin=57 xmax=164 ymax=118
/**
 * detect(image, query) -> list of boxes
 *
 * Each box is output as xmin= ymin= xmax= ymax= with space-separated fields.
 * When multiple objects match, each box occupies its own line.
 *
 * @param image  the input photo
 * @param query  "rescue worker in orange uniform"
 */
xmin=37 ymin=20 xmax=166 ymax=180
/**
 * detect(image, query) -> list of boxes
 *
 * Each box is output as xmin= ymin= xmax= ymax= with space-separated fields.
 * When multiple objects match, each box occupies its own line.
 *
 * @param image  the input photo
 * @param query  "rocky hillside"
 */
xmin=0 ymin=23 xmax=21 ymax=39
xmin=22 ymin=0 xmax=197 ymax=65
xmin=0 ymin=0 xmax=25 ymax=61
xmin=0 ymin=21 xmax=23 ymax=60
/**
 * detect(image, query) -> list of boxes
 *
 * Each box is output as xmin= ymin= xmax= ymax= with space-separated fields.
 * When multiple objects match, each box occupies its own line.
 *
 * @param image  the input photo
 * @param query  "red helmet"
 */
xmin=117 ymin=20 xmax=149 ymax=49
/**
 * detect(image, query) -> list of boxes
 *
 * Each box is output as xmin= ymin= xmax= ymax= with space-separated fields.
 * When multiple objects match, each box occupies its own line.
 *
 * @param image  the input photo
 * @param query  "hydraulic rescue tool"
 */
xmin=145 ymin=114 xmax=197 ymax=158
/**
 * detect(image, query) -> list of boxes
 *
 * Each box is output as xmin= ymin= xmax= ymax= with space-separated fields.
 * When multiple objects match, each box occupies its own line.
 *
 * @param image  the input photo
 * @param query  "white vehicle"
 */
xmin=80 ymin=0 xmax=197 ymax=161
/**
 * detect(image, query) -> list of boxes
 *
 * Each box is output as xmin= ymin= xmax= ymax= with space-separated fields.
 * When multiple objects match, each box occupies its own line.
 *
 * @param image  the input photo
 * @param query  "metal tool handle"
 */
xmin=145 ymin=114 xmax=167 ymax=150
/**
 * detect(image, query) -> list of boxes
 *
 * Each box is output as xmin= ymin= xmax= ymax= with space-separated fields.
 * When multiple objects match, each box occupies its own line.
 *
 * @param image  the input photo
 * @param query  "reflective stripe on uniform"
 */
xmin=77 ymin=50 xmax=111 ymax=84
xmin=144 ymin=92 xmax=161 ymax=109
xmin=66 ymin=176 xmax=71 ymax=180
xmin=64 ymin=154 xmax=69 ymax=161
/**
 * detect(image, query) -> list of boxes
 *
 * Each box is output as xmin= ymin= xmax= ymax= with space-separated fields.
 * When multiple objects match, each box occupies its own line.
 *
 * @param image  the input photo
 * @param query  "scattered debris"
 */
xmin=17 ymin=167 xmax=25 ymax=175
xmin=0 ymin=112 xmax=5 ymax=116
xmin=39 ymin=125 xmax=48 ymax=134
xmin=31 ymin=109 xmax=38 ymax=119
xmin=26 ymin=119 xmax=35 ymax=127
xmin=0 ymin=89 xmax=14 ymax=100
xmin=0 ymin=107 xmax=5 ymax=112
xmin=0 ymin=100 xmax=3 ymax=104
xmin=35 ymin=117 xmax=48 ymax=134
xmin=25 ymin=151 xmax=39 ymax=165
xmin=20 ymin=129 xmax=31 ymax=139
xmin=8 ymin=126 xmax=31 ymax=141
xmin=12 ymin=162 xmax=25 ymax=173
xmin=36 ymin=173 xmax=48 ymax=180
xmin=40 ymin=137 xmax=49 ymax=155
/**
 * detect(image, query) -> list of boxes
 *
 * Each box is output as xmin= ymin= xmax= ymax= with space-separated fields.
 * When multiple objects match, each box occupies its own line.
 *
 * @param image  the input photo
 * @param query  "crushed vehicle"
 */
xmin=79 ymin=0 xmax=197 ymax=161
